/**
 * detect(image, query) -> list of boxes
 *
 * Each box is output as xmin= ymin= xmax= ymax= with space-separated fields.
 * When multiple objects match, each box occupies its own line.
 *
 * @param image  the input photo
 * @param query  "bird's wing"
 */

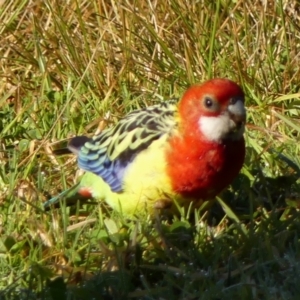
xmin=78 ymin=102 xmax=178 ymax=192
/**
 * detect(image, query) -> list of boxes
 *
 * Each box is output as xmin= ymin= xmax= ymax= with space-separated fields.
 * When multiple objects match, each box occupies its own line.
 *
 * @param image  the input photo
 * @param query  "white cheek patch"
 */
xmin=199 ymin=114 xmax=244 ymax=142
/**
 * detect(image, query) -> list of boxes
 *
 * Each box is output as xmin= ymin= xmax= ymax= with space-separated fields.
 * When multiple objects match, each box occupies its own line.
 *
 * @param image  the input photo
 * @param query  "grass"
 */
xmin=1 ymin=0 xmax=300 ymax=298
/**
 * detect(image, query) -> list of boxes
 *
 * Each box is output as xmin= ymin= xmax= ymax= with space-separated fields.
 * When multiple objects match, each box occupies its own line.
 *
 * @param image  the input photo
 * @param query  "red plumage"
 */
xmin=166 ymin=79 xmax=246 ymax=200
xmin=166 ymin=137 xmax=245 ymax=198
xmin=78 ymin=187 xmax=93 ymax=198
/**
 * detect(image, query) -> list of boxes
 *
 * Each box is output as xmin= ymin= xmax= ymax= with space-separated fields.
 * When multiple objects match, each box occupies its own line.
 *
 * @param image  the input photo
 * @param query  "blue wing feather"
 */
xmin=78 ymin=155 xmax=127 ymax=192
xmin=75 ymin=102 xmax=178 ymax=192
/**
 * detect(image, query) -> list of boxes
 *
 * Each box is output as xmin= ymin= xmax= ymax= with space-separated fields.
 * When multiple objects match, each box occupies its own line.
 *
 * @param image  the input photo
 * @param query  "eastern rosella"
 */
xmin=45 ymin=78 xmax=246 ymax=216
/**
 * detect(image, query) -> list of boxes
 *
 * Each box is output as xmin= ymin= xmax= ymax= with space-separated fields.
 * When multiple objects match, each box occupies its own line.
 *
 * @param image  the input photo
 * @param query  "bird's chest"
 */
xmin=166 ymin=137 xmax=240 ymax=199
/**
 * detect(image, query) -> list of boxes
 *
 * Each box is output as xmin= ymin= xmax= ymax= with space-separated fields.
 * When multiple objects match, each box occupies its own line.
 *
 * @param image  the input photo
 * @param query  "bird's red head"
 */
xmin=178 ymin=78 xmax=246 ymax=142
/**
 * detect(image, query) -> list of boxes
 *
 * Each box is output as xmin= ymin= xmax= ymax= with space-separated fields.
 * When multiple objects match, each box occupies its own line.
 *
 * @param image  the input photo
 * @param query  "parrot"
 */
xmin=45 ymin=78 xmax=246 ymax=216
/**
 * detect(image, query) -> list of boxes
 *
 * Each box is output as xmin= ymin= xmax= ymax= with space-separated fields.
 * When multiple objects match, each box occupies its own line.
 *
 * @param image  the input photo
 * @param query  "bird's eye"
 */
xmin=204 ymin=96 xmax=214 ymax=108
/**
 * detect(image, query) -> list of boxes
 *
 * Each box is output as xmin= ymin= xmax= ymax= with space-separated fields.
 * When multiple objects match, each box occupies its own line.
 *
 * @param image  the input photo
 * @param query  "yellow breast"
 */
xmin=116 ymin=137 xmax=173 ymax=213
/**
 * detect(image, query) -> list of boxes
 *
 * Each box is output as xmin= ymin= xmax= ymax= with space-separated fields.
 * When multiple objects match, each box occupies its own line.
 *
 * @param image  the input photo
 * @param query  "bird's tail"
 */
xmin=43 ymin=183 xmax=82 ymax=210
xmin=52 ymin=135 xmax=91 ymax=156
xmin=45 ymin=135 xmax=94 ymax=210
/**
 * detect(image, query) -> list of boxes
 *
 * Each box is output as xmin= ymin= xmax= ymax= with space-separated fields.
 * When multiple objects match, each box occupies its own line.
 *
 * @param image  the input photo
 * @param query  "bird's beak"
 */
xmin=228 ymin=97 xmax=246 ymax=130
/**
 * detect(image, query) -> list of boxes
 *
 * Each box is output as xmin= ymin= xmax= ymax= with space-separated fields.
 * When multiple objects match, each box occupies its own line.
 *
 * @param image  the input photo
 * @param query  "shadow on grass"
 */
xmin=2 ymin=172 xmax=300 ymax=300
